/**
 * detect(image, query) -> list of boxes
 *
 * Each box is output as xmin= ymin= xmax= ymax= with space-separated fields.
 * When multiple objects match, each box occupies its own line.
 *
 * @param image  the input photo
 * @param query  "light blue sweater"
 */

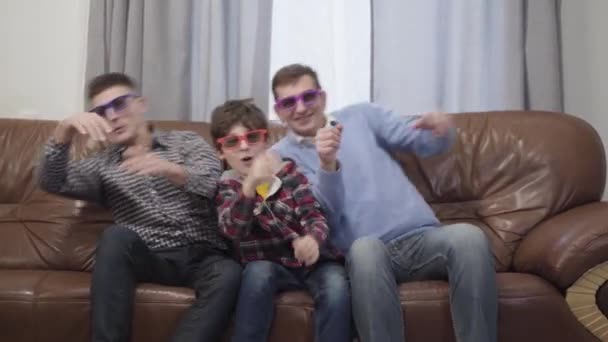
xmin=272 ymin=102 xmax=456 ymax=251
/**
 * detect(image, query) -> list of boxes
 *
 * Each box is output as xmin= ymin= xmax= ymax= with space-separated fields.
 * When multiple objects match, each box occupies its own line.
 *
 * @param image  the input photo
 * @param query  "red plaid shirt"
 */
xmin=216 ymin=160 xmax=340 ymax=267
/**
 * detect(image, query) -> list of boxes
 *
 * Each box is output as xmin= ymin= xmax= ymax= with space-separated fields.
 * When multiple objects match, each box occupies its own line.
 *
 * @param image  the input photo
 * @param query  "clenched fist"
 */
xmin=316 ymin=123 xmax=343 ymax=171
xmin=292 ymin=235 xmax=320 ymax=266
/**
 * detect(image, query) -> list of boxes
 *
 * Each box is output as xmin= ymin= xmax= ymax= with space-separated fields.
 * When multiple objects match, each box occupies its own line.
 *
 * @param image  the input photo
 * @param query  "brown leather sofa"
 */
xmin=0 ymin=110 xmax=606 ymax=342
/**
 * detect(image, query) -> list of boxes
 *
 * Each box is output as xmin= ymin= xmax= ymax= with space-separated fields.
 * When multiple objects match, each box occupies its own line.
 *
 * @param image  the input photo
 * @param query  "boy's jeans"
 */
xmin=347 ymin=223 xmax=498 ymax=342
xmin=232 ymin=260 xmax=351 ymax=342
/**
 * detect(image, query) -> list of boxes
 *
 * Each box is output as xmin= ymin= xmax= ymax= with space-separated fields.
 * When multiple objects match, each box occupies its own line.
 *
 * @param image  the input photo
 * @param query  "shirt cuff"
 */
xmin=318 ymin=160 xmax=342 ymax=187
xmin=308 ymin=224 xmax=328 ymax=244
xmin=44 ymin=138 xmax=70 ymax=155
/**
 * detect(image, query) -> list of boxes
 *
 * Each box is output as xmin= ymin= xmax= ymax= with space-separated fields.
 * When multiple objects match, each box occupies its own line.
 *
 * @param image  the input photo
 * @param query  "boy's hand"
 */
xmin=293 ymin=235 xmax=320 ymax=266
xmin=316 ymin=124 xmax=342 ymax=172
xmin=242 ymin=151 xmax=281 ymax=197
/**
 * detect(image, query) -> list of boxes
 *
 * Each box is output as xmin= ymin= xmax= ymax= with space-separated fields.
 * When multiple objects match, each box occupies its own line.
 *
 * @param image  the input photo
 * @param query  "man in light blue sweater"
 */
xmin=271 ymin=64 xmax=497 ymax=342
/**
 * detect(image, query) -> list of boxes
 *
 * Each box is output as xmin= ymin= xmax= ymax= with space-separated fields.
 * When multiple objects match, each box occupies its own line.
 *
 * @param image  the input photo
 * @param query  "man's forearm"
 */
xmin=52 ymin=122 xmax=74 ymax=144
xmin=38 ymin=140 xmax=104 ymax=203
xmin=39 ymin=141 xmax=71 ymax=194
xmin=413 ymin=126 xmax=456 ymax=157
xmin=314 ymin=167 xmax=345 ymax=217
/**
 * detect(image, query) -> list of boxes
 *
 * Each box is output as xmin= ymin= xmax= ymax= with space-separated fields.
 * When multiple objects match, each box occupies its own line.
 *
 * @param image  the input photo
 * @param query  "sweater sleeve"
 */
xmin=363 ymin=103 xmax=456 ymax=157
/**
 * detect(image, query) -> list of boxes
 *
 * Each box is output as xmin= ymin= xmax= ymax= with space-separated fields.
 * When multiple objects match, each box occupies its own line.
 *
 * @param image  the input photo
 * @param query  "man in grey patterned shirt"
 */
xmin=39 ymin=72 xmax=241 ymax=342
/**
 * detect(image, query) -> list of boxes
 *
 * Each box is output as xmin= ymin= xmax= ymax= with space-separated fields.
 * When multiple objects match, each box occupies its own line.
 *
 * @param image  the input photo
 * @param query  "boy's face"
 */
xmin=218 ymin=123 xmax=268 ymax=177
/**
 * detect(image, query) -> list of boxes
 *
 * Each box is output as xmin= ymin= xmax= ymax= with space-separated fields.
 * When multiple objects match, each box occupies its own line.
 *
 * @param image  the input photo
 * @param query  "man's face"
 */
xmin=274 ymin=75 xmax=327 ymax=137
xmin=218 ymin=123 xmax=268 ymax=177
xmin=90 ymin=85 xmax=147 ymax=145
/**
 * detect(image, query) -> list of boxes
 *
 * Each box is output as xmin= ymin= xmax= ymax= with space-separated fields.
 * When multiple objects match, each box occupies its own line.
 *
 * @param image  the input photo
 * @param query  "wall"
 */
xmin=0 ymin=0 xmax=90 ymax=120
xmin=561 ymin=0 xmax=608 ymax=198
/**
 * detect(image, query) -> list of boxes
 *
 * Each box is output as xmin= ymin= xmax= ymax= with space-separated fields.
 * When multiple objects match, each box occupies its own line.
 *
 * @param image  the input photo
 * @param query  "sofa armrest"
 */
xmin=513 ymin=202 xmax=608 ymax=290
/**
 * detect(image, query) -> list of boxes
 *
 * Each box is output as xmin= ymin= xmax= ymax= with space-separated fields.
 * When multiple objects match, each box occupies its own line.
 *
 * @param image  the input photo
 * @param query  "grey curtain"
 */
xmin=86 ymin=0 xmax=273 ymax=121
xmin=371 ymin=0 xmax=563 ymax=114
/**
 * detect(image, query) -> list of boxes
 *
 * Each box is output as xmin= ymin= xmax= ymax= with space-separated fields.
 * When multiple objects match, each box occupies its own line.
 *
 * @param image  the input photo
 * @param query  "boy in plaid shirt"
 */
xmin=211 ymin=99 xmax=351 ymax=342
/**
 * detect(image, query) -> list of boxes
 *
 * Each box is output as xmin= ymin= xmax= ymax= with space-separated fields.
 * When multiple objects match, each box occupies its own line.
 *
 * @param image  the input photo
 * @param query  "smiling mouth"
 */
xmin=295 ymin=113 xmax=313 ymax=121
xmin=241 ymin=156 xmax=253 ymax=162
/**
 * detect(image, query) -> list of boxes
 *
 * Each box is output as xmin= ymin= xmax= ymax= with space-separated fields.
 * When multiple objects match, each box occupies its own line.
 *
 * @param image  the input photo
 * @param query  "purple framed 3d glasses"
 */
xmin=89 ymin=93 xmax=138 ymax=117
xmin=275 ymin=89 xmax=323 ymax=111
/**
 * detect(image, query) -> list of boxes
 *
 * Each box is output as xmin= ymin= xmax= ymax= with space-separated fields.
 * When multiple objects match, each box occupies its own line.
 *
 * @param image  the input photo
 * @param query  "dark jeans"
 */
xmin=232 ymin=260 xmax=351 ymax=342
xmin=347 ymin=223 xmax=498 ymax=342
xmin=91 ymin=225 xmax=242 ymax=342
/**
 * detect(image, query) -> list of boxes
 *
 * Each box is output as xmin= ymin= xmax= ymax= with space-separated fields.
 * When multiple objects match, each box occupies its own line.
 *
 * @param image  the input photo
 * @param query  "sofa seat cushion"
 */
xmin=0 ymin=270 xmax=317 ymax=342
xmin=398 ymin=272 xmax=595 ymax=341
xmin=0 ymin=270 xmax=597 ymax=342
xmin=0 ymin=270 xmax=193 ymax=342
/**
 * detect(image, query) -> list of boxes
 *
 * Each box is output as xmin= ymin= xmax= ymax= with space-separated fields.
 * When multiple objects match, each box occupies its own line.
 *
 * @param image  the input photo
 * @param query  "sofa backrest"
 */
xmin=0 ymin=119 xmax=285 ymax=272
xmin=0 ymin=110 xmax=603 ymax=272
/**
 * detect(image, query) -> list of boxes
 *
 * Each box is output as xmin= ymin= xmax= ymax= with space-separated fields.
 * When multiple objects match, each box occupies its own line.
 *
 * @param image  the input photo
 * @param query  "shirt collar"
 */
xmin=111 ymin=125 xmax=168 ymax=156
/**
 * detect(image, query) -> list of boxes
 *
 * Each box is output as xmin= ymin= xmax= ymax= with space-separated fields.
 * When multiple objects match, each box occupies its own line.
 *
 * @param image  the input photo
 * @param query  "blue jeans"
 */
xmin=347 ymin=223 xmax=497 ymax=342
xmin=232 ymin=260 xmax=351 ymax=342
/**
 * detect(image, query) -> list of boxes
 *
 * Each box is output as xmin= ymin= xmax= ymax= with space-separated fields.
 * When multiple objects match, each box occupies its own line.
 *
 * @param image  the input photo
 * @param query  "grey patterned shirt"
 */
xmin=39 ymin=129 xmax=227 ymax=251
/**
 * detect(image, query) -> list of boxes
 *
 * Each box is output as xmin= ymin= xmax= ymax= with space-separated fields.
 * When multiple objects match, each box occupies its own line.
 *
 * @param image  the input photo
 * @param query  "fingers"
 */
xmin=292 ymin=236 xmax=320 ymax=266
xmin=317 ymin=139 xmax=340 ymax=150
xmin=120 ymin=153 xmax=164 ymax=175
xmin=413 ymin=114 xmax=433 ymax=129
xmin=120 ymin=155 xmax=148 ymax=173
xmin=91 ymin=114 xmax=113 ymax=139
xmin=71 ymin=120 xmax=87 ymax=135
xmin=413 ymin=112 xmax=450 ymax=134
xmin=433 ymin=125 xmax=448 ymax=136
xmin=121 ymin=145 xmax=148 ymax=159
xmin=292 ymin=238 xmax=307 ymax=262
xmin=71 ymin=113 xmax=111 ymax=141
xmin=250 ymin=156 xmax=275 ymax=181
xmin=304 ymin=249 xmax=320 ymax=266
xmin=317 ymin=127 xmax=341 ymax=142
xmin=264 ymin=151 xmax=283 ymax=173
xmin=95 ymin=115 xmax=113 ymax=134
xmin=300 ymin=242 xmax=319 ymax=266
xmin=412 ymin=118 xmax=424 ymax=129
xmin=82 ymin=118 xmax=106 ymax=141
xmin=316 ymin=126 xmax=342 ymax=156
xmin=293 ymin=241 xmax=304 ymax=261
xmin=265 ymin=150 xmax=281 ymax=163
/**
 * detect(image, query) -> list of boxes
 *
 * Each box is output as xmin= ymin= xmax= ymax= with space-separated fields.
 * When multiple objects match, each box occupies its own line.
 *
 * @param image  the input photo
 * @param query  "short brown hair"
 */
xmin=210 ymin=98 xmax=268 ymax=149
xmin=271 ymin=64 xmax=322 ymax=99
xmin=87 ymin=72 xmax=137 ymax=100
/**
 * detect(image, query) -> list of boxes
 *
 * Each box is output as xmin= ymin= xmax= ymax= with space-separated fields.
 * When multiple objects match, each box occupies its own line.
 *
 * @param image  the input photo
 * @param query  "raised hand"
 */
xmin=54 ymin=112 xmax=112 ymax=143
xmin=120 ymin=152 xmax=179 ymax=177
xmin=412 ymin=112 xmax=452 ymax=136
xmin=242 ymin=151 xmax=282 ymax=197
xmin=316 ymin=123 xmax=343 ymax=171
